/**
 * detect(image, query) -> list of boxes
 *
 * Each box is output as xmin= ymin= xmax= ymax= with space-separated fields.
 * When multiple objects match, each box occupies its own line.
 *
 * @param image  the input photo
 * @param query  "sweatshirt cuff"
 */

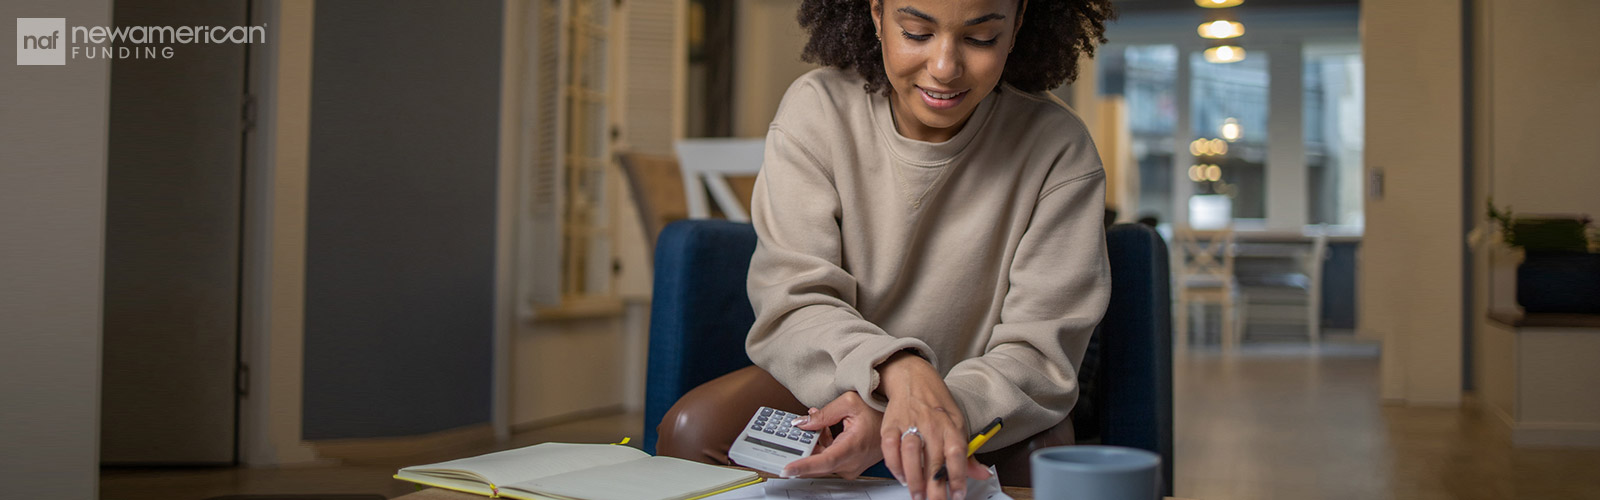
xmin=836 ymin=336 xmax=936 ymax=412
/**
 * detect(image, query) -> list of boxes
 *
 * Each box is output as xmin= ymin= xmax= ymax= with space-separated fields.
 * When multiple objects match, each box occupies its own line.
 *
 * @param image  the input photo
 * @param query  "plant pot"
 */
xmin=1517 ymin=251 xmax=1600 ymax=314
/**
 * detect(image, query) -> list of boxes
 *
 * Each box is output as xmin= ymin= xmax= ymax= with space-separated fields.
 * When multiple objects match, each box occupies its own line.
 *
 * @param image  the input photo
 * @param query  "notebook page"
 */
xmin=503 ymin=455 xmax=758 ymax=500
xmin=400 ymin=443 xmax=650 ymax=488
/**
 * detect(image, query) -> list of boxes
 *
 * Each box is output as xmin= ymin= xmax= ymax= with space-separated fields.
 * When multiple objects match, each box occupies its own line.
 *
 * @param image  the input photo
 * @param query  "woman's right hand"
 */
xmin=781 ymin=390 xmax=886 ymax=479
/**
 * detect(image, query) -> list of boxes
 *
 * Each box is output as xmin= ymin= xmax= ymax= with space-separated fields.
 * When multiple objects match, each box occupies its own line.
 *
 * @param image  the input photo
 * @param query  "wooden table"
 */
xmin=392 ymin=482 xmax=1038 ymax=500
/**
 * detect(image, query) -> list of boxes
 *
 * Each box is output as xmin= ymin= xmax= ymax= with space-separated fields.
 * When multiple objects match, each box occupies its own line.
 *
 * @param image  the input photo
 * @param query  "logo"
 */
xmin=16 ymin=17 xmax=266 ymax=65
xmin=17 ymin=18 xmax=66 ymax=65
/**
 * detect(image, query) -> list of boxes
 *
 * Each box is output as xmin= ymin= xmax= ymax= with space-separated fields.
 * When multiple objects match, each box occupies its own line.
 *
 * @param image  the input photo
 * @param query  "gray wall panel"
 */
xmin=304 ymin=0 xmax=502 ymax=440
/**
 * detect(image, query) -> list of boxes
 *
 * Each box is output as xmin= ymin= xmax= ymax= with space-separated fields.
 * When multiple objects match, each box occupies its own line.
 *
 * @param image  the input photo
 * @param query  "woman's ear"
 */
xmin=1012 ymin=0 xmax=1027 ymax=52
xmin=870 ymin=0 xmax=883 ymax=39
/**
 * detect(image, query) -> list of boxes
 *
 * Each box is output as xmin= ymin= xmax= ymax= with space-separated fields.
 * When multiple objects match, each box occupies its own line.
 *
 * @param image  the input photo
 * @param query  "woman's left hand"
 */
xmin=877 ymin=351 xmax=992 ymax=500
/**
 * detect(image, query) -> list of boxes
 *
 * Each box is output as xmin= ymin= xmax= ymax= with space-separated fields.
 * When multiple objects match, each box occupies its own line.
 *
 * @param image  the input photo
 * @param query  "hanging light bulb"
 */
xmin=1204 ymin=45 xmax=1246 ymax=63
xmin=1198 ymin=20 xmax=1244 ymax=39
xmin=1196 ymin=0 xmax=1244 ymax=7
xmin=1205 ymin=165 xmax=1223 ymax=182
xmin=1221 ymin=118 xmax=1242 ymax=142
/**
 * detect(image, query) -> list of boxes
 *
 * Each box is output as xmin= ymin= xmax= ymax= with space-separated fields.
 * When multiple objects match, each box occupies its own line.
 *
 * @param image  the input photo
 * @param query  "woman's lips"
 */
xmin=918 ymin=86 xmax=968 ymax=110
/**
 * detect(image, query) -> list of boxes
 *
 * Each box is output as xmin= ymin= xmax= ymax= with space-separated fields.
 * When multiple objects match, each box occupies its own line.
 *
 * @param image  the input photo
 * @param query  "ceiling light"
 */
xmin=1197 ymin=0 xmax=1244 ymax=7
xmin=1204 ymin=45 xmax=1246 ymax=63
xmin=1198 ymin=20 xmax=1244 ymax=39
xmin=1221 ymin=118 xmax=1241 ymax=142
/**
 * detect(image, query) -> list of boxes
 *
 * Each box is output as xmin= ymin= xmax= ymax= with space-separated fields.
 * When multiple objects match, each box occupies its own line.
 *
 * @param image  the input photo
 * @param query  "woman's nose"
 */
xmin=928 ymin=39 xmax=962 ymax=83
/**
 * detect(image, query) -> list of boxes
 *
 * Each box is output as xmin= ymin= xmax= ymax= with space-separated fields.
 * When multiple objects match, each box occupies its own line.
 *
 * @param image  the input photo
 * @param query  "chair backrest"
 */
xmin=642 ymin=220 xmax=759 ymax=456
xmin=1173 ymin=226 xmax=1235 ymax=287
xmin=1099 ymin=223 xmax=1175 ymax=497
xmin=616 ymin=151 xmax=691 ymax=251
xmin=674 ymin=138 xmax=765 ymax=222
xmin=1306 ymin=227 xmax=1329 ymax=283
xmin=641 ymin=221 xmax=1173 ymax=496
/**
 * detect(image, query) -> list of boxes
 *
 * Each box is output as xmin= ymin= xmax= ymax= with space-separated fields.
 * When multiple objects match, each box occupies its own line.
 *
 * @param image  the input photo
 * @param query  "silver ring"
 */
xmin=901 ymin=426 xmax=921 ymax=440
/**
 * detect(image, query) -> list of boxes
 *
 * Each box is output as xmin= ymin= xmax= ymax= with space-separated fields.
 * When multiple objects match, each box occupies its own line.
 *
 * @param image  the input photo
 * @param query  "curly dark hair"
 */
xmin=797 ymin=0 xmax=1115 ymax=95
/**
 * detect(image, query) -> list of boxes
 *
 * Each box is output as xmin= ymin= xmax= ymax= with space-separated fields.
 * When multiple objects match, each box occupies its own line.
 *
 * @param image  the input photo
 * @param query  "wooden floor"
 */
xmin=101 ymin=336 xmax=1600 ymax=500
xmin=1175 ymin=338 xmax=1600 ymax=500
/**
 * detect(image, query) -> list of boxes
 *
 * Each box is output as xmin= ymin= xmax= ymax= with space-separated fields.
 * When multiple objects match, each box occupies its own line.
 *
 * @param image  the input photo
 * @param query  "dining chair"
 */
xmin=616 ymin=151 xmax=690 ymax=254
xmin=1173 ymin=225 xmax=1241 ymax=353
xmin=673 ymin=138 xmax=765 ymax=222
xmin=1235 ymin=230 xmax=1328 ymax=348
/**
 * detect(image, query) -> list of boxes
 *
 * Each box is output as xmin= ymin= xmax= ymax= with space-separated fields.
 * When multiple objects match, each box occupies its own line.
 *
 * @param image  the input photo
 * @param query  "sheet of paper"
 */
xmin=702 ymin=467 xmax=1012 ymax=500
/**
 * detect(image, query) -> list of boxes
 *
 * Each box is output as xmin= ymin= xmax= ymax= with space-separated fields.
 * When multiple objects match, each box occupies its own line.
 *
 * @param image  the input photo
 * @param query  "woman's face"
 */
xmin=872 ymin=0 xmax=1022 ymax=143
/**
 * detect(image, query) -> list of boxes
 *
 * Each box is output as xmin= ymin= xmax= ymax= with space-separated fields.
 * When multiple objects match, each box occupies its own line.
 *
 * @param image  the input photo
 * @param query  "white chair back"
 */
xmin=1174 ymin=226 xmax=1236 ymax=288
xmin=674 ymin=138 xmax=766 ymax=222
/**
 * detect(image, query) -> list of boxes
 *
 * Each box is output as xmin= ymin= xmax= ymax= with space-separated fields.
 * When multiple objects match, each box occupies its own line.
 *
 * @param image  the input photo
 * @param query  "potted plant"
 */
xmin=1488 ymin=199 xmax=1600 ymax=314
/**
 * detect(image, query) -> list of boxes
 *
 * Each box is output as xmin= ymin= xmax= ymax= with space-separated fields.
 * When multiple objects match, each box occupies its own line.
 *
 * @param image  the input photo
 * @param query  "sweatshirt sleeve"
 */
xmin=745 ymin=126 xmax=936 ymax=411
xmin=943 ymin=150 xmax=1112 ymax=451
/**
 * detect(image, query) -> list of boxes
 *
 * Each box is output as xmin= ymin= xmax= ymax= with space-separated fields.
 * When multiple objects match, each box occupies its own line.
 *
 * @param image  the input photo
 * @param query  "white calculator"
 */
xmin=727 ymin=406 xmax=819 ymax=475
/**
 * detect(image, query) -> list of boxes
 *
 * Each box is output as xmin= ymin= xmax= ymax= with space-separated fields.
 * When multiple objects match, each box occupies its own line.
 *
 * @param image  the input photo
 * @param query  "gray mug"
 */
xmin=1030 ymin=445 xmax=1162 ymax=500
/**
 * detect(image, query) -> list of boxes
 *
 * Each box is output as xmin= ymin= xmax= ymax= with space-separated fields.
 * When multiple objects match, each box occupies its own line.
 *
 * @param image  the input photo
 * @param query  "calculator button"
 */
xmin=786 ymin=434 xmax=801 ymax=441
xmin=760 ymin=408 xmax=773 ymax=416
xmin=800 ymin=437 xmax=812 ymax=444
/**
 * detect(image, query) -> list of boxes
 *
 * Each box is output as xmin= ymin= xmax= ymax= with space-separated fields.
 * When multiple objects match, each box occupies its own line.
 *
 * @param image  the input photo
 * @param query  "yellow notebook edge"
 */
xmin=394 ymin=473 xmax=501 ymax=498
xmin=682 ymin=476 xmax=766 ymax=500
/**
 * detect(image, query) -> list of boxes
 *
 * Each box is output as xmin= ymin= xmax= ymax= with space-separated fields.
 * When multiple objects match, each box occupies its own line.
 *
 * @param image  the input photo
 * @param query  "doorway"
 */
xmin=100 ymin=0 xmax=253 ymax=465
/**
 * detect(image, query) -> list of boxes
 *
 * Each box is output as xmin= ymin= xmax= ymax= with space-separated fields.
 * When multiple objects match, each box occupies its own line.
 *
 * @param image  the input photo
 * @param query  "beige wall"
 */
xmin=1361 ymin=0 xmax=1464 ymax=405
xmin=240 ymin=0 xmax=322 ymax=466
xmin=733 ymin=0 xmax=818 ymax=138
xmin=0 ymin=0 xmax=113 ymax=495
xmin=1471 ymin=0 xmax=1600 ymax=412
xmin=513 ymin=317 xmax=631 ymax=425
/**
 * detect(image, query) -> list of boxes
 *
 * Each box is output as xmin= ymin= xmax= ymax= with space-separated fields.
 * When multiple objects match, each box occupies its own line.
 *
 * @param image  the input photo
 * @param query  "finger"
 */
xmin=800 ymin=395 xmax=854 ymax=431
xmin=881 ymin=431 xmax=905 ymax=485
xmin=781 ymin=444 xmax=843 ymax=478
xmin=822 ymin=420 xmax=873 ymax=480
xmin=942 ymin=426 xmax=969 ymax=500
xmin=920 ymin=430 xmax=948 ymax=500
xmin=791 ymin=407 xmax=828 ymax=431
xmin=817 ymin=426 xmax=835 ymax=447
xmin=966 ymin=457 xmax=992 ymax=480
xmin=900 ymin=431 xmax=927 ymax=500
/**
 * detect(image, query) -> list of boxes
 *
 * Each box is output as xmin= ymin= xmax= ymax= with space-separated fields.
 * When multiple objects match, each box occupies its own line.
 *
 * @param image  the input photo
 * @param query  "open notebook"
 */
xmin=395 ymin=442 xmax=762 ymax=500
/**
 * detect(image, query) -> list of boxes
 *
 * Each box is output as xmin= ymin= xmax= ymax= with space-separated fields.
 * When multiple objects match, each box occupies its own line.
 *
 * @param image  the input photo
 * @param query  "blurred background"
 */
xmin=3 ymin=0 xmax=1599 ymax=499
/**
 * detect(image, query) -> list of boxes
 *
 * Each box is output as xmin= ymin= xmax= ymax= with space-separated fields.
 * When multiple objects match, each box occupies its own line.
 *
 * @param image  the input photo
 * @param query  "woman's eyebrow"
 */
xmin=895 ymin=7 xmax=1007 ymax=26
xmin=964 ymin=13 xmax=1006 ymax=26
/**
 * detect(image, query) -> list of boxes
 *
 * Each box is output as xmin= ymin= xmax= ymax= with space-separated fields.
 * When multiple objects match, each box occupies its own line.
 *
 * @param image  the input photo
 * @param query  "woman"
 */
xmin=657 ymin=0 xmax=1114 ymax=498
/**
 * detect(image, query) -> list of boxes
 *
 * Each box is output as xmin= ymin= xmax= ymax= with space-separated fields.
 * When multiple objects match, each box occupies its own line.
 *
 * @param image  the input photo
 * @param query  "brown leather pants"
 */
xmin=655 ymin=365 xmax=1074 ymax=487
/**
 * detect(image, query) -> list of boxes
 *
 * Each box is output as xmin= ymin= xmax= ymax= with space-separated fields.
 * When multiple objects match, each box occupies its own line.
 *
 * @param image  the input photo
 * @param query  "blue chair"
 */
xmin=642 ymin=220 xmax=1174 ymax=496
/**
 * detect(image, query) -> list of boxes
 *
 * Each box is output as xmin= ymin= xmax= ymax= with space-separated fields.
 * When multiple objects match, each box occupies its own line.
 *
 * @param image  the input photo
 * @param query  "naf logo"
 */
xmin=17 ymin=18 xmax=66 ymax=65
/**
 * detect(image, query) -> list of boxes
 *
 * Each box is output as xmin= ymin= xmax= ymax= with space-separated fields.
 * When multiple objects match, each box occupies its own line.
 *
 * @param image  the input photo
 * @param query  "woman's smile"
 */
xmin=916 ymin=85 xmax=969 ymax=110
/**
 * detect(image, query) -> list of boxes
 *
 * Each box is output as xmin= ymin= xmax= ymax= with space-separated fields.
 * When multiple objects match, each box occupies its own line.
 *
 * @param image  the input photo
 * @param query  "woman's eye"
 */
xmin=901 ymin=30 xmax=932 ymax=42
xmin=968 ymin=37 xmax=998 ymax=47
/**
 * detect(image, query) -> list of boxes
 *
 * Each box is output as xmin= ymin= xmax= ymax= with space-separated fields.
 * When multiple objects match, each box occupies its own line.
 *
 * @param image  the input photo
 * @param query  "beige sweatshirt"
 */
xmin=745 ymin=68 xmax=1110 ymax=451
